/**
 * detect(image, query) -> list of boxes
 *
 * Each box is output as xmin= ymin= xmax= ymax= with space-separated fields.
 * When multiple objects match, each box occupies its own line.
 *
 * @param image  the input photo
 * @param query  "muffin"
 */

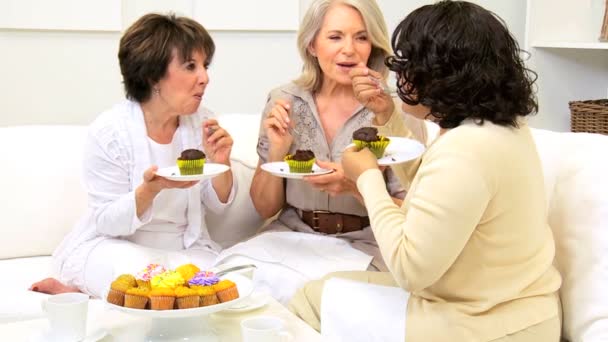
xmin=284 ymin=149 xmax=315 ymax=173
xmin=116 ymin=274 xmax=137 ymax=287
xmin=196 ymin=286 xmax=220 ymax=307
xmin=213 ymin=279 xmax=239 ymax=303
xmin=136 ymin=264 xmax=166 ymax=288
xmin=175 ymin=263 xmax=200 ymax=283
xmin=151 ymin=270 xmax=185 ymax=289
xmin=124 ymin=287 xmax=150 ymax=309
xmin=107 ymin=278 xmax=134 ymax=306
xmin=175 ymin=286 xmax=200 ymax=309
xmin=352 ymin=127 xmax=390 ymax=158
xmin=149 ymin=288 xmax=175 ymax=310
xmin=177 ymin=149 xmax=206 ymax=175
xmin=188 ymin=271 xmax=220 ymax=290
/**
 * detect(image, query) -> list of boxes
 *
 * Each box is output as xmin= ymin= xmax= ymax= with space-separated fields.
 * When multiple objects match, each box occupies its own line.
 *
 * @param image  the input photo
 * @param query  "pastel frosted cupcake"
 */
xmin=213 ymin=279 xmax=239 ymax=303
xmin=175 ymin=263 xmax=201 ymax=283
xmin=177 ymin=149 xmax=205 ymax=175
xmin=136 ymin=264 xmax=166 ymax=288
xmin=175 ymin=286 xmax=199 ymax=309
xmin=124 ymin=287 xmax=150 ymax=309
xmin=352 ymin=127 xmax=390 ymax=158
xmin=151 ymin=270 xmax=185 ymax=289
xmin=284 ymin=149 xmax=315 ymax=173
xmin=149 ymin=288 xmax=175 ymax=310
xmin=188 ymin=271 xmax=220 ymax=290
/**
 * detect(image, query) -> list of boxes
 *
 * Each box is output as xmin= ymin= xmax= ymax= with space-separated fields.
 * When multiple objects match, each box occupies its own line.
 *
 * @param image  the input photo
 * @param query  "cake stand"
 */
xmin=105 ymin=273 xmax=253 ymax=341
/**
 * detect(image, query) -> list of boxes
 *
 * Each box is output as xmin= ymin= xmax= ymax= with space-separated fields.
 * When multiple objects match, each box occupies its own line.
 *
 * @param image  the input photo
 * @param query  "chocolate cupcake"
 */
xmin=284 ymin=149 xmax=315 ymax=173
xmin=176 ymin=149 xmax=206 ymax=175
xmin=352 ymin=127 xmax=390 ymax=158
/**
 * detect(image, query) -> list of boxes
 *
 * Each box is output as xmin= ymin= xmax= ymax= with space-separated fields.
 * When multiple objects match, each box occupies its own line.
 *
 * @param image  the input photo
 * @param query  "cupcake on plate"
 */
xmin=188 ymin=271 xmax=219 ymax=289
xmin=136 ymin=264 xmax=166 ymax=288
xmin=213 ymin=279 xmax=239 ymax=303
xmin=196 ymin=285 xmax=220 ymax=307
xmin=177 ymin=149 xmax=206 ymax=175
xmin=107 ymin=277 xmax=135 ymax=306
xmin=175 ymin=263 xmax=200 ymax=283
xmin=124 ymin=287 xmax=150 ymax=309
xmin=151 ymin=270 xmax=185 ymax=289
xmin=284 ymin=149 xmax=315 ymax=173
xmin=175 ymin=286 xmax=200 ymax=309
xmin=352 ymin=127 xmax=390 ymax=158
xmin=149 ymin=288 xmax=175 ymax=310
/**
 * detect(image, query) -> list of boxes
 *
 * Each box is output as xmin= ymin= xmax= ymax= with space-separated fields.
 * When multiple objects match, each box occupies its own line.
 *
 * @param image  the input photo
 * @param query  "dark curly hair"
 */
xmin=385 ymin=1 xmax=537 ymax=129
xmin=118 ymin=13 xmax=215 ymax=103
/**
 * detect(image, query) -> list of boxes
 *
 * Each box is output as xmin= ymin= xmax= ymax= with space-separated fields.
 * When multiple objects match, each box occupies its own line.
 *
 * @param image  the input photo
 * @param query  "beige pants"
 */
xmin=288 ymin=271 xmax=561 ymax=342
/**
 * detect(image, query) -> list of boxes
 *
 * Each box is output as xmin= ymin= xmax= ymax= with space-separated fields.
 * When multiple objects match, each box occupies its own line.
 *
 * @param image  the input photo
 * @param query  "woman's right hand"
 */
xmin=139 ymin=165 xmax=198 ymax=196
xmin=263 ymin=99 xmax=294 ymax=161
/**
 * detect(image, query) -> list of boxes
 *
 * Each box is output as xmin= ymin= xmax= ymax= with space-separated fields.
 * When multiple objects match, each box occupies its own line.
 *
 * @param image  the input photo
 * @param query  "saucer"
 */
xmin=155 ymin=163 xmax=230 ymax=182
xmin=224 ymin=293 xmax=268 ymax=313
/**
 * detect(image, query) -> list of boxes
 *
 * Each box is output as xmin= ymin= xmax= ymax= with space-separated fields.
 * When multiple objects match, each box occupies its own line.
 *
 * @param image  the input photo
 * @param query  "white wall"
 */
xmin=1 ymin=0 xmax=528 ymax=127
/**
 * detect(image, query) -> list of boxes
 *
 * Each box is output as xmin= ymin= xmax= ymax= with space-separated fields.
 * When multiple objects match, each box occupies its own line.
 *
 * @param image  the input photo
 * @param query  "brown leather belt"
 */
xmin=300 ymin=210 xmax=370 ymax=234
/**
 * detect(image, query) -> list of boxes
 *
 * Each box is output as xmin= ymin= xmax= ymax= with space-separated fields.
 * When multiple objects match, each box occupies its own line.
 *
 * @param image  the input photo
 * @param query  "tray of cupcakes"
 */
xmin=104 ymin=263 xmax=253 ymax=318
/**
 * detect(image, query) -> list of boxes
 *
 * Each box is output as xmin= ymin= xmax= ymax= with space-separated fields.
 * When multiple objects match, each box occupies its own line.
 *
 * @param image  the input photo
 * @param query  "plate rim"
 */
xmin=260 ymin=161 xmax=333 ymax=179
xmin=155 ymin=163 xmax=230 ymax=182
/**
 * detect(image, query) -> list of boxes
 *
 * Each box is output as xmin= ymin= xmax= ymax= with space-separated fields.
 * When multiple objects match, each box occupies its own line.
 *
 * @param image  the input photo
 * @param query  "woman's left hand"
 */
xmin=341 ymin=146 xmax=380 ymax=183
xmin=304 ymin=160 xmax=361 ymax=201
xmin=203 ymin=119 xmax=233 ymax=165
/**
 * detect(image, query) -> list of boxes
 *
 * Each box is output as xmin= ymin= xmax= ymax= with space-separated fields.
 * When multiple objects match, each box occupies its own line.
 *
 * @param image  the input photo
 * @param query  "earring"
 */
xmin=153 ymin=87 xmax=160 ymax=95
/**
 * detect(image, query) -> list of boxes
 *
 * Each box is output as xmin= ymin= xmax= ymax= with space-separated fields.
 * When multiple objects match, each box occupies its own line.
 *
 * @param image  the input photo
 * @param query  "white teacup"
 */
xmin=41 ymin=293 xmax=89 ymax=341
xmin=241 ymin=316 xmax=292 ymax=342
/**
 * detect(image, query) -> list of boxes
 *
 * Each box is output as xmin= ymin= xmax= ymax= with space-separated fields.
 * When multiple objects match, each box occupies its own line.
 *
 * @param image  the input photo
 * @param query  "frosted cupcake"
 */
xmin=136 ymin=264 xmax=166 ymax=288
xmin=175 ymin=263 xmax=201 ymax=283
xmin=188 ymin=271 xmax=220 ymax=289
xmin=284 ymin=149 xmax=315 ymax=173
xmin=352 ymin=127 xmax=390 ymax=158
xmin=151 ymin=270 xmax=185 ymax=289
xmin=177 ymin=149 xmax=205 ymax=175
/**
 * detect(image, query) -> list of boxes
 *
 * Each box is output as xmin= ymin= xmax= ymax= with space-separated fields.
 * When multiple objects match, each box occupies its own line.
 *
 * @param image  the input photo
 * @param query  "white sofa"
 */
xmin=1 ymin=114 xmax=607 ymax=342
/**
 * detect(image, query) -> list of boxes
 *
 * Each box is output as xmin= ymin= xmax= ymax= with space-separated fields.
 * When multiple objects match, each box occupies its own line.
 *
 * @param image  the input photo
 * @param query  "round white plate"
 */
xmin=104 ymin=273 xmax=253 ymax=318
xmin=261 ymin=162 xmax=333 ymax=179
xmin=155 ymin=163 xmax=230 ymax=182
xmin=346 ymin=136 xmax=425 ymax=166
xmin=224 ymin=292 xmax=268 ymax=313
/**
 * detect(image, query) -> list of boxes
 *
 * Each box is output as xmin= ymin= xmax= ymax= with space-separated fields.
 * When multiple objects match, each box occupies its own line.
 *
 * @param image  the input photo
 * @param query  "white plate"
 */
xmin=346 ymin=136 xmax=425 ymax=166
xmin=261 ymin=162 xmax=333 ymax=179
xmin=224 ymin=292 xmax=268 ymax=313
xmin=104 ymin=273 xmax=253 ymax=318
xmin=155 ymin=163 xmax=230 ymax=182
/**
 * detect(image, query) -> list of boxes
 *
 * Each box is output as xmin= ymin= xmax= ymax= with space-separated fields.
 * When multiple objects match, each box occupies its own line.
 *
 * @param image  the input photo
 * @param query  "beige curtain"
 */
xmin=602 ymin=0 xmax=608 ymax=41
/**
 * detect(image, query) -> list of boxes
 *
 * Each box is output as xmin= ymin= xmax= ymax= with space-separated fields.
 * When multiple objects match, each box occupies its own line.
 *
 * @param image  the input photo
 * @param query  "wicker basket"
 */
xmin=569 ymin=99 xmax=608 ymax=135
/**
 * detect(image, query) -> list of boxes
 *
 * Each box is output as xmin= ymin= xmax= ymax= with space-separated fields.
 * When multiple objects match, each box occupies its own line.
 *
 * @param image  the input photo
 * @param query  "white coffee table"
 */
xmin=0 ymin=293 xmax=321 ymax=341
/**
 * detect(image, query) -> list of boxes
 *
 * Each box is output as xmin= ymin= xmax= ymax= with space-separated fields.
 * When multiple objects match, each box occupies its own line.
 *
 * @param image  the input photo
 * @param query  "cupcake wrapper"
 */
xmin=284 ymin=156 xmax=315 ymax=173
xmin=177 ymin=158 xmax=205 ymax=175
xmin=216 ymin=286 xmax=240 ymax=303
xmin=107 ymin=289 xmax=125 ymax=306
xmin=353 ymin=139 xmax=370 ymax=150
xmin=369 ymin=137 xmax=390 ymax=158
xmin=177 ymin=296 xmax=199 ymax=309
xmin=124 ymin=294 xmax=148 ymax=309
xmin=150 ymin=296 xmax=175 ymax=310
xmin=200 ymin=294 xmax=220 ymax=307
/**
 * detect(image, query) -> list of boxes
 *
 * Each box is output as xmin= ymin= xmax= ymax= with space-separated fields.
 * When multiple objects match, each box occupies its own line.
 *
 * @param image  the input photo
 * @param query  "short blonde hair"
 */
xmin=294 ymin=0 xmax=391 ymax=92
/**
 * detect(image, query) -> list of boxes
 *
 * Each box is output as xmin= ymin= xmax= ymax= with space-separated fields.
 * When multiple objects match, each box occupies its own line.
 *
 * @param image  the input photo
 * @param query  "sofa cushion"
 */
xmin=0 ymin=125 xmax=88 ymax=260
xmin=532 ymin=129 xmax=608 ymax=342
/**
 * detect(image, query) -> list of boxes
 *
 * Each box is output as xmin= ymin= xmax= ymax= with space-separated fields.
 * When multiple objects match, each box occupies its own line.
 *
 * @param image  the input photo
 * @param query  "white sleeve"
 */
xmin=84 ymin=125 xmax=150 ymax=237
xmin=200 ymin=174 xmax=237 ymax=215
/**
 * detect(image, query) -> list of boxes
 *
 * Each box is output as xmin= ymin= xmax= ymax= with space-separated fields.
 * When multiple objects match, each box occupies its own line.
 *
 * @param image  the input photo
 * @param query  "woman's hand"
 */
xmin=350 ymin=63 xmax=395 ymax=125
xmin=203 ymin=119 xmax=233 ymax=165
xmin=304 ymin=160 xmax=362 ymax=202
xmin=136 ymin=165 xmax=198 ymax=217
xmin=263 ymin=99 xmax=294 ymax=161
xmin=341 ymin=146 xmax=380 ymax=183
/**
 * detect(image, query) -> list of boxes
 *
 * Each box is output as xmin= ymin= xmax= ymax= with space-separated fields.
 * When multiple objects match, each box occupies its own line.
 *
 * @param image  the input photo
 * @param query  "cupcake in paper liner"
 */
xmin=284 ymin=149 xmax=315 ymax=173
xmin=177 ymin=149 xmax=206 ymax=175
xmin=352 ymin=127 xmax=390 ymax=158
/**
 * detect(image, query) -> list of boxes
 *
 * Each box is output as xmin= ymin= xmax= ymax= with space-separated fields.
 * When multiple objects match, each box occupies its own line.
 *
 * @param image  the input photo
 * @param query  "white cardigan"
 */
xmin=53 ymin=100 xmax=235 ymax=276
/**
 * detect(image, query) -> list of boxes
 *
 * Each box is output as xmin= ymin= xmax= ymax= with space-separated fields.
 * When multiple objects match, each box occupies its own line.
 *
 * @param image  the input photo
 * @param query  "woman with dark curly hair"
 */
xmin=289 ymin=1 xmax=561 ymax=341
